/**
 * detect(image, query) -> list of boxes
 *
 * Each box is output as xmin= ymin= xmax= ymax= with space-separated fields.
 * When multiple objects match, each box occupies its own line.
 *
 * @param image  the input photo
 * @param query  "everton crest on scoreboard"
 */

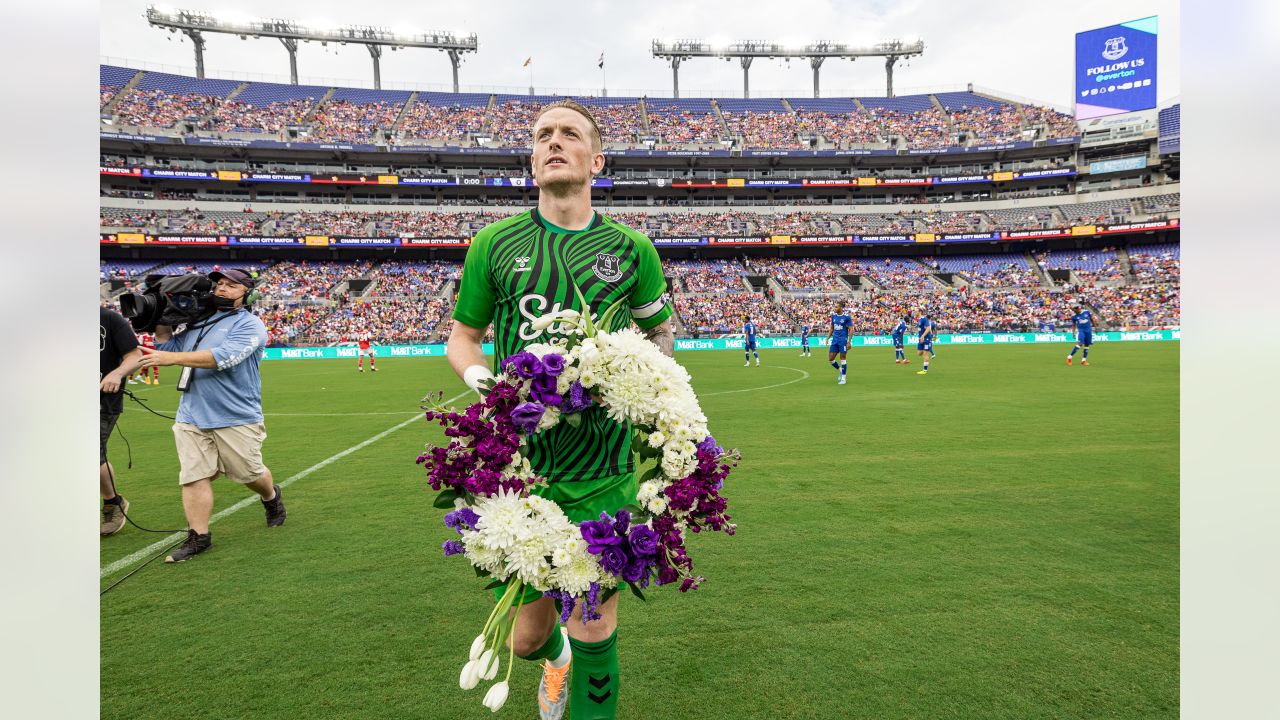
xmin=1075 ymin=16 xmax=1158 ymax=120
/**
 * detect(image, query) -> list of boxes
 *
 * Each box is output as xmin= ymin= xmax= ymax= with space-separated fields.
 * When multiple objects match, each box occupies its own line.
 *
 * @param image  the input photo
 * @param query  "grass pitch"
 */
xmin=101 ymin=342 xmax=1178 ymax=719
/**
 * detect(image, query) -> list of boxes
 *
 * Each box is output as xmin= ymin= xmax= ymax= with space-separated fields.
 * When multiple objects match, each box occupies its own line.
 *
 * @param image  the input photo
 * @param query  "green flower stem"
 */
xmin=481 ymin=579 xmax=521 ymax=641
xmin=503 ymin=586 xmax=529 ymax=683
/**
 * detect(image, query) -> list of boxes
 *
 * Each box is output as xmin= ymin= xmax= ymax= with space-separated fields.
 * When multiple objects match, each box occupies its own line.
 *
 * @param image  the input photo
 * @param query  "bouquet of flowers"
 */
xmin=417 ymin=289 xmax=738 ymax=712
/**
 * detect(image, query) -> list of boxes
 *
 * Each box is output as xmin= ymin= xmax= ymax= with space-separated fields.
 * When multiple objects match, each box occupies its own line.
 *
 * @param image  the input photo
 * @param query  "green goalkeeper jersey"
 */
xmin=452 ymin=208 xmax=673 ymax=483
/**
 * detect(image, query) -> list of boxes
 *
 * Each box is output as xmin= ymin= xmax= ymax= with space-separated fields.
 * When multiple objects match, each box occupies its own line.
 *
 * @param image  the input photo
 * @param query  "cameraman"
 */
xmin=100 ymin=306 xmax=142 ymax=536
xmin=137 ymin=269 xmax=286 ymax=563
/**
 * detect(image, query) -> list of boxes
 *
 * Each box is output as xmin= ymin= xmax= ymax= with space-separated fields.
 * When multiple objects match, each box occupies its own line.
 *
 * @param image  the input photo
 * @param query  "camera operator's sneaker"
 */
xmin=263 ymin=485 xmax=286 ymax=527
xmin=100 ymin=496 xmax=128 ymax=537
xmin=165 ymin=530 xmax=212 ymax=563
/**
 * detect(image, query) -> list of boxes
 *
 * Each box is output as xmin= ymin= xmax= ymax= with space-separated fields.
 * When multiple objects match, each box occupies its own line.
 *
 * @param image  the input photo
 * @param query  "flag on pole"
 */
xmin=597 ymin=52 xmax=604 ymax=69
xmin=523 ymin=57 xmax=532 ymax=67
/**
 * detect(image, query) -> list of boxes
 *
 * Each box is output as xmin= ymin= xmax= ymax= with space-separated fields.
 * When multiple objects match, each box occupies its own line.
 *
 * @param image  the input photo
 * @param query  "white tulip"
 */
xmin=469 ymin=635 xmax=487 ymax=661
xmin=459 ymin=660 xmax=481 ymax=690
xmin=478 ymin=649 xmax=500 ymax=680
xmin=482 ymin=681 xmax=510 ymax=712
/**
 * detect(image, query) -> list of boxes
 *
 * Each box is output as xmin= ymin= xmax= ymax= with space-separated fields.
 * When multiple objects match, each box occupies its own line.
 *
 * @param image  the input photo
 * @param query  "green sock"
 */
xmin=517 ymin=624 xmax=564 ymax=663
xmin=568 ymin=630 xmax=619 ymax=720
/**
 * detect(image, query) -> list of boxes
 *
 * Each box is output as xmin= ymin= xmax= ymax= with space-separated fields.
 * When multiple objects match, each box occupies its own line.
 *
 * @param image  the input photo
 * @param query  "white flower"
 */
xmin=460 ymin=660 xmax=481 ymax=690
xmin=482 ymin=681 xmax=510 ymax=712
xmin=536 ymin=406 xmax=561 ymax=432
xmin=647 ymin=431 xmax=665 ymax=448
xmin=579 ymin=368 xmax=600 ymax=388
xmin=478 ymin=649 xmax=499 ymax=680
xmin=469 ymin=634 xmax=487 ymax=661
xmin=529 ymin=309 xmax=580 ymax=333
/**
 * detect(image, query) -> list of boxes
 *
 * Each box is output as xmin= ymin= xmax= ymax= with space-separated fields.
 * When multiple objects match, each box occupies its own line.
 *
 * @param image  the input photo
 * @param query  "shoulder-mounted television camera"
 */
xmin=118 ymin=273 xmax=216 ymax=333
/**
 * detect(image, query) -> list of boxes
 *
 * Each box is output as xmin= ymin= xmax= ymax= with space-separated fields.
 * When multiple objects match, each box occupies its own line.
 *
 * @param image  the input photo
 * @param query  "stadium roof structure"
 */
xmin=144 ymin=5 xmax=477 ymax=91
xmin=651 ymin=39 xmax=925 ymax=99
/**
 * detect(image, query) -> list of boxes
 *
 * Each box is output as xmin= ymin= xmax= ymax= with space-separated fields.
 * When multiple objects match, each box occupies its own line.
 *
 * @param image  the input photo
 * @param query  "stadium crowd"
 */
xmin=665 ymin=259 xmax=748 ymax=293
xmin=368 ymin=260 xmax=461 ymax=295
xmin=307 ymin=100 xmax=401 ymax=143
xmin=644 ymin=106 xmax=725 ymax=145
xmin=398 ymin=101 xmax=488 ymax=142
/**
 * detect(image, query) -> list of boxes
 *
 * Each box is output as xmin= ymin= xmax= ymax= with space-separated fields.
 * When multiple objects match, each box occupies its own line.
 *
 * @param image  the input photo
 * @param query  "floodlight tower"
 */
xmin=145 ymin=5 xmax=478 ymax=90
xmin=651 ymin=38 xmax=925 ymax=97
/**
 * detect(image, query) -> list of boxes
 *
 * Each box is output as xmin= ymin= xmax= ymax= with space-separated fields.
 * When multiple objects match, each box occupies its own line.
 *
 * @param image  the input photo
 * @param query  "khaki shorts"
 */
xmin=173 ymin=422 xmax=267 ymax=485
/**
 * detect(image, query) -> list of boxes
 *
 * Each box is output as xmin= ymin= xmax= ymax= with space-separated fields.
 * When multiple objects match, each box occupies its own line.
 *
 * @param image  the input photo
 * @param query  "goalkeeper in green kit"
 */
xmin=446 ymin=99 xmax=676 ymax=720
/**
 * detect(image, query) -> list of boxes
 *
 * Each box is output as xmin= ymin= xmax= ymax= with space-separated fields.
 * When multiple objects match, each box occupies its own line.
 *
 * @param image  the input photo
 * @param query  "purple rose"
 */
xmin=531 ymin=375 xmax=563 ymax=407
xmin=628 ymin=524 xmax=659 ymax=556
xmin=580 ymin=518 xmax=622 ymax=555
xmin=600 ymin=545 xmax=628 ymax=576
xmin=563 ymin=381 xmax=593 ymax=414
xmin=540 ymin=354 xmax=566 ymax=377
xmin=622 ymin=558 xmax=650 ymax=583
xmin=510 ymin=401 xmax=546 ymax=435
xmin=612 ymin=509 xmax=631 ymax=536
xmin=502 ymin=352 xmax=542 ymax=379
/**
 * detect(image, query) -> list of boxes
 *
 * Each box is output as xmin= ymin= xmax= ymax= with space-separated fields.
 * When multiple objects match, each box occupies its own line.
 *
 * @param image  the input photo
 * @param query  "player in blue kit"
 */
xmin=800 ymin=323 xmax=811 ymax=357
xmin=892 ymin=316 xmax=909 ymax=364
xmin=743 ymin=316 xmax=760 ymax=367
xmin=1067 ymin=305 xmax=1093 ymax=366
xmin=916 ymin=314 xmax=934 ymax=375
xmin=828 ymin=302 xmax=853 ymax=385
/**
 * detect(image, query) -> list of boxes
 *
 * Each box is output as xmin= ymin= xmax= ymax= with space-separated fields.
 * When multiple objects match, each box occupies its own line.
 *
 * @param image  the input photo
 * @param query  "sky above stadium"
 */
xmin=101 ymin=0 xmax=1179 ymax=108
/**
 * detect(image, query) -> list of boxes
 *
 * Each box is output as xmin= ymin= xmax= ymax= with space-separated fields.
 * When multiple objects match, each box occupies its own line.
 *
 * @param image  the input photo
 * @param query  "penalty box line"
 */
xmin=100 ymin=390 xmax=471 ymax=579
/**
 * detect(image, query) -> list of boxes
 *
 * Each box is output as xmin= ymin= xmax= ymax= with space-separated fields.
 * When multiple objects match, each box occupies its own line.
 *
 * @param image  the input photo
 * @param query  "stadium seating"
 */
xmin=1039 ymin=248 xmax=1126 ymax=283
xmin=838 ymin=257 xmax=938 ymax=291
xmin=1127 ymin=243 xmax=1180 ymax=284
xmin=930 ymin=253 xmax=1040 ymax=288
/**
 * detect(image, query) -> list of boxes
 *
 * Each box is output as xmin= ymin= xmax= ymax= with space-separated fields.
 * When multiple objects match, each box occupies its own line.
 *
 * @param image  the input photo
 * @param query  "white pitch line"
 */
xmin=701 ymin=366 xmax=810 ymax=396
xmin=100 ymin=389 xmax=471 ymax=579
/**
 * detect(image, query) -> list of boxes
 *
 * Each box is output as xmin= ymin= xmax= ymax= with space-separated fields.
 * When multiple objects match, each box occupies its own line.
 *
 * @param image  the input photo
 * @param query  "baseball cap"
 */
xmin=208 ymin=268 xmax=256 ymax=288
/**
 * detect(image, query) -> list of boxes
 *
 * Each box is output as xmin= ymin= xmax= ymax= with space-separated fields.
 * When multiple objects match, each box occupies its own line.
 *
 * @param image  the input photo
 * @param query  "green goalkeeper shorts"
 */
xmin=489 ymin=472 xmax=638 ymax=604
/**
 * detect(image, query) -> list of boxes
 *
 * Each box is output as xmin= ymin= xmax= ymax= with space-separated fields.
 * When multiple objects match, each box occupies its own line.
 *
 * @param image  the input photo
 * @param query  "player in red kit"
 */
xmin=357 ymin=335 xmax=377 ymax=373
xmin=130 ymin=332 xmax=160 ymax=384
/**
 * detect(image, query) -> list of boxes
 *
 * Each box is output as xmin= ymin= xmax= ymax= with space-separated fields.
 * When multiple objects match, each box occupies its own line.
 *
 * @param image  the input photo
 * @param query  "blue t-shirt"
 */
xmin=918 ymin=317 xmax=933 ymax=337
xmin=801 ymin=324 xmax=810 ymax=340
xmin=892 ymin=320 xmax=907 ymax=339
xmin=158 ymin=309 xmax=268 ymax=429
xmin=1073 ymin=310 xmax=1093 ymax=332
xmin=831 ymin=314 xmax=853 ymax=342
xmin=743 ymin=322 xmax=756 ymax=341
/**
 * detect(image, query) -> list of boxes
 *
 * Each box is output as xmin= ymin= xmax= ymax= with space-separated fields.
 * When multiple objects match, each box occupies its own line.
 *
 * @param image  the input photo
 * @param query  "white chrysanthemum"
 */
xmin=462 ymin=533 xmax=505 ymax=576
xmin=506 ymin=536 xmax=553 ymax=589
xmin=536 ymin=406 xmax=561 ymax=432
xmin=578 ymin=368 xmax=600 ymax=389
xmin=549 ymin=546 xmax=601 ymax=596
xmin=647 ymin=431 xmax=666 ymax=448
xmin=472 ymin=489 xmax=532 ymax=550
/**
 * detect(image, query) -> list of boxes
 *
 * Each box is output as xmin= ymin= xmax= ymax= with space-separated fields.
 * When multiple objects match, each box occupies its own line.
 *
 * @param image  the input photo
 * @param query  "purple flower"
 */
xmin=612 ymin=509 xmax=631 ymax=536
xmin=628 ymin=525 xmax=659 ymax=556
xmin=563 ymin=381 xmax=593 ymax=414
xmin=580 ymin=516 xmax=622 ymax=555
xmin=502 ymin=352 xmax=542 ymax=379
xmin=600 ymin=545 xmax=629 ymax=576
xmin=442 ymin=539 xmax=465 ymax=556
xmin=510 ymin=402 xmax=546 ymax=435
xmin=581 ymin=583 xmax=602 ymax=622
xmin=443 ymin=507 xmax=480 ymax=534
xmin=540 ymin=354 xmax=565 ymax=377
xmin=530 ymin=375 xmax=562 ymax=407
xmin=697 ymin=435 xmax=721 ymax=455
xmin=622 ymin=558 xmax=650 ymax=583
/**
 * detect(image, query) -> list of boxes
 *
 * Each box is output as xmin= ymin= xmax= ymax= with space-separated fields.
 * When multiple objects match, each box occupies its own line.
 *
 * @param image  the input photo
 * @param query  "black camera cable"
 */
xmin=100 ymin=397 xmax=186 ymax=596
